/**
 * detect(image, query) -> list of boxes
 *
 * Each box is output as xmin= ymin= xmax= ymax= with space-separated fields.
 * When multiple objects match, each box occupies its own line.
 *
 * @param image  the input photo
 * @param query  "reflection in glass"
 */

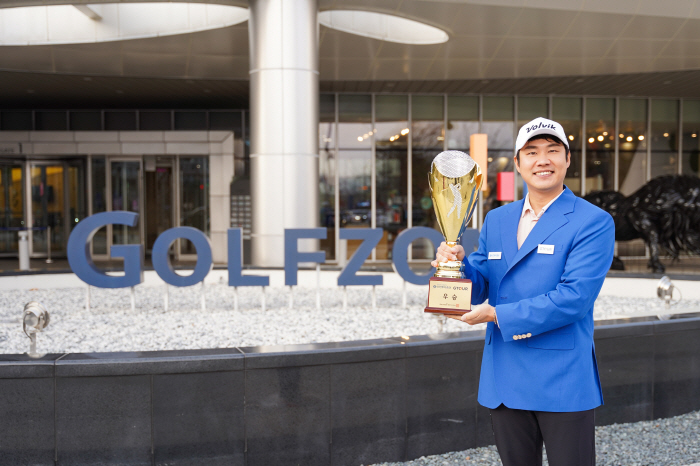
xmin=338 ymin=94 xmax=373 ymax=262
xmin=180 ymin=157 xmax=209 ymax=254
xmin=319 ymin=121 xmax=336 ymax=260
xmin=144 ymin=160 xmax=173 ymax=251
xmin=111 ymin=161 xmax=140 ymax=246
xmin=412 ymin=95 xmax=444 ymax=259
xmin=68 ymin=161 xmax=86 ymax=233
xmin=682 ymin=100 xmax=700 ymax=177
xmin=482 ymin=96 xmax=514 ymax=214
xmin=375 ymin=95 xmax=408 ymax=260
xmin=91 ymin=156 xmax=107 ymax=254
xmin=585 ymin=98 xmax=615 ymax=193
xmin=650 ymin=99 xmax=679 ymax=178
xmin=552 ymin=98 xmax=582 ymax=196
xmin=619 ymin=99 xmax=647 ymax=195
xmin=31 ymin=164 xmax=66 ymax=255
xmin=447 ymin=96 xmax=478 ymax=151
xmin=0 ymin=164 xmax=23 ymax=254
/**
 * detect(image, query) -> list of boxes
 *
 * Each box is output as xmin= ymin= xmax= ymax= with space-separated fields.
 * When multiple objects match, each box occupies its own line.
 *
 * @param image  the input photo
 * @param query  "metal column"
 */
xmin=249 ymin=0 xmax=319 ymax=266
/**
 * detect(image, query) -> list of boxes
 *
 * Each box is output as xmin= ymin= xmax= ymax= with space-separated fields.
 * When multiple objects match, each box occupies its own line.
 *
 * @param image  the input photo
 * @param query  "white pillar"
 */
xmin=249 ymin=0 xmax=319 ymax=267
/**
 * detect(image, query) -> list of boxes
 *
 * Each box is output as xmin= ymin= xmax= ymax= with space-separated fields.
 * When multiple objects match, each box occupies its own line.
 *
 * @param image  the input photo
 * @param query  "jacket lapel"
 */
xmin=500 ymin=200 xmax=522 ymax=267
xmin=506 ymin=187 xmax=576 ymax=273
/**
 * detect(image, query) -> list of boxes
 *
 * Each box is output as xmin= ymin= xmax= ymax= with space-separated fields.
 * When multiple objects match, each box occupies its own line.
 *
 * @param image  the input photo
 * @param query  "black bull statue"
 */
xmin=583 ymin=175 xmax=700 ymax=273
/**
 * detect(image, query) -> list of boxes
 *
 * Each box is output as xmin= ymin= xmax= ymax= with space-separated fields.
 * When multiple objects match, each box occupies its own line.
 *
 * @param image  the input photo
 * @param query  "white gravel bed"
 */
xmin=0 ymin=282 xmax=699 ymax=354
xmin=368 ymin=410 xmax=700 ymax=466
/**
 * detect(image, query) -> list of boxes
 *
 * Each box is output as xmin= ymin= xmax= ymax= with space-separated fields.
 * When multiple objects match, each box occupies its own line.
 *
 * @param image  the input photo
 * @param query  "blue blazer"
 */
xmin=465 ymin=187 xmax=614 ymax=412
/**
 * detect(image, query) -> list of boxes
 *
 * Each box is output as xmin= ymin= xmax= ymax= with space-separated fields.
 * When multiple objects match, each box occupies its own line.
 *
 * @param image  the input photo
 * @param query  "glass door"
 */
xmin=30 ymin=163 xmax=66 ymax=256
xmin=0 ymin=163 xmax=24 ymax=255
xmin=110 ymin=160 xmax=142 ymax=246
xmin=144 ymin=157 xmax=174 ymax=253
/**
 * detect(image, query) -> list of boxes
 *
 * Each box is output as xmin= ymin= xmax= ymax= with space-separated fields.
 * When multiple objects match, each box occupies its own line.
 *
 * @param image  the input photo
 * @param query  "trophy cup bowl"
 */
xmin=424 ymin=150 xmax=483 ymax=316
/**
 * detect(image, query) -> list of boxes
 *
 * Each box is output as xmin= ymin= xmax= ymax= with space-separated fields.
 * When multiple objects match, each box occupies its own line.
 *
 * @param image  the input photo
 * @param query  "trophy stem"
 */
xmin=434 ymin=241 xmax=464 ymax=279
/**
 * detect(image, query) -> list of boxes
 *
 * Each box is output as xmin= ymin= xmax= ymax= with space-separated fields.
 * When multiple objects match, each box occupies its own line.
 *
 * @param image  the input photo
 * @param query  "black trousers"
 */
xmin=490 ymin=404 xmax=596 ymax=466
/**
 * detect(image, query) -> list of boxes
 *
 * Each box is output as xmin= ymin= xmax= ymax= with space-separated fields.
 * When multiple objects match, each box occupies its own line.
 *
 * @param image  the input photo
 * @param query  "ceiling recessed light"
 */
xmin=319 ymin=10 xmax=448 ymax=45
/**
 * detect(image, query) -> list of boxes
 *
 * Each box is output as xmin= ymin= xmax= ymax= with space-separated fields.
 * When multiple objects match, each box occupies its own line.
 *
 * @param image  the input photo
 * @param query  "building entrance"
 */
xmin=28 ymin=159 xmax=86 ymax=257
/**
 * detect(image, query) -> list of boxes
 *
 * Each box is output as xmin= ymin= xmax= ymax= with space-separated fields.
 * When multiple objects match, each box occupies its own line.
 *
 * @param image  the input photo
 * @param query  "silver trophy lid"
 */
xmin=431 ymin=150 xmax=475 ymax=178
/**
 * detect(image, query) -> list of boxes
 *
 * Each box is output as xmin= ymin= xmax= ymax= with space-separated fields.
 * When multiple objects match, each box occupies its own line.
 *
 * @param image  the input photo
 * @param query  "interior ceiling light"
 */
xmin=319 ymin=10 xmax=448 ymax=45
xmin=0 ymin=3 xmax=248 ymax=46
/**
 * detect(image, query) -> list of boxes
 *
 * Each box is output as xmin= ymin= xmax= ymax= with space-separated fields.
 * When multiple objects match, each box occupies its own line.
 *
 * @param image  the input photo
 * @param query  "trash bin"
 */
xmin=18 ymin=231 xmax=30 ymax=271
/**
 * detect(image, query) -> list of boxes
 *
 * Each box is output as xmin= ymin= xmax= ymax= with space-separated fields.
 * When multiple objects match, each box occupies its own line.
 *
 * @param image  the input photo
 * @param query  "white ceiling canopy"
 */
xmin=0 ymin=3 xmax=249 ymax=46
xmin=319 ymin=9 xmax=449 ymax=45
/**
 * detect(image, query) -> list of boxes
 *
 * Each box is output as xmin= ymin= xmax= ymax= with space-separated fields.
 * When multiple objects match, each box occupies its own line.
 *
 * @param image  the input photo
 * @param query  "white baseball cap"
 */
xmin=515 ymin=117 xmax=569 ymax=155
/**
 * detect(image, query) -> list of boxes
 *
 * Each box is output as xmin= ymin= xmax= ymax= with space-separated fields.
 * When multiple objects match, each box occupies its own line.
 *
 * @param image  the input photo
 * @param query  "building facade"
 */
xmin=1 ymin=0 xmax=700 ymax=267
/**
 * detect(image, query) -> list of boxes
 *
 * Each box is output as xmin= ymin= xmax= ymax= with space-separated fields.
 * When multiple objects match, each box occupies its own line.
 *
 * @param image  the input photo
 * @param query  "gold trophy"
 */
xmin=424 ymin=150 xmax=483 ymax=316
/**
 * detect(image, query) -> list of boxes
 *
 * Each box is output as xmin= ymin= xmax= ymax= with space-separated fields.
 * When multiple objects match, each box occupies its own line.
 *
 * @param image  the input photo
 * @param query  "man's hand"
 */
xmin=445 ymin=303 xmax=496 ymax=326
xmin=431 ymin=241 xmax=466 ymax=268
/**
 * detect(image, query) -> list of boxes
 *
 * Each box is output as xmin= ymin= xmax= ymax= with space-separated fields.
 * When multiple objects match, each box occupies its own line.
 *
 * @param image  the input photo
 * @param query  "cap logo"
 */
xmin=525 ymin=121 xmax=558 ymax=134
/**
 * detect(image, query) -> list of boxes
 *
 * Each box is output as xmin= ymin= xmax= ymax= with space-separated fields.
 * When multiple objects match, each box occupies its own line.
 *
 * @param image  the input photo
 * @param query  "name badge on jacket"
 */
xmin=538 ymin=244 xmax=554 ymax=255
xmin=488 ymin=252 xmax=502 ymax=260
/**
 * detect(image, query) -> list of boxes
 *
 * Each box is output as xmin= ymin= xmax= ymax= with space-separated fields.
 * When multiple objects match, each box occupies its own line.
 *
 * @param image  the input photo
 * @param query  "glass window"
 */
xmin=180 ymin=157 xmax=209 ymax=254
xmin=682 ymin=100 xmax=700 ymax=177
xmin=585 ymin=98 xmax=615 ymax=193
xmin=1 ymin=111 xmax=33 ymax=130
xmin=650 ymin=99 xmax=679 ymax=178
xmin=70 ymin=111 xmax=101 ymax=130
xmin=338 ymin=95 xmax=372 ymax=262
xmin=319 ymin=94 xmax=336 ymax=261
xmin=320 ymin=94 xmax=335 ymax=123
xmin=111 ymin=161 xmax=140 ymax=247
xmin=36 ymin=111 xmax=67 ymax=130
xmin=140 ymin=111 xmax=172 ymax=130
xmin=482 ymin=96 xmax=514 ymax=215
xmin=105 ymin=111 xmax=137 ymax=131
xmin=517 ymin=96 xmax=548 ymax=127
xmin=338 ymin=94 xmax=371 ymax=123
xmin=91 ymin=156 xmax=107 ymax=255
xmin=31 ymin=164 xmax=66 ymax=255
xmin=411 ymin=95 xmax=444 ymax=259
xmin=0 ymin=164 xmax=24 ymax=254
xmin=447 ymin=96 xmax=478 ymax=151
xmin=68 ymin=160 xmax=86 ymax=233
xmin=376 ymin=95 xmax=408 ymax=121
xmin=618 ymin=99 xmax=647 ymax=196
xmin=209 ymin=111 xmax=241 ymax=131
xmin=375 ymin=95 xmax=408 ymax=260
xmin=174 ymin=111 xmax=207 ymax=130
xmin=552 ymin=97 xmax=583 ymax=196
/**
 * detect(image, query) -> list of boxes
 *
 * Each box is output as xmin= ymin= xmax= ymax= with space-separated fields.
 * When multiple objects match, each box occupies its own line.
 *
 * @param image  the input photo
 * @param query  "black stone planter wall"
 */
xmin=2 ymin=315 xmax=699 ymax=466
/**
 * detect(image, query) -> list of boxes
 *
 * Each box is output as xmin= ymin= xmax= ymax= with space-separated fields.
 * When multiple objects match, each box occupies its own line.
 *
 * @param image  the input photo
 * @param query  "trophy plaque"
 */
xmin=424 ymin=150 xmax=483 ymax=316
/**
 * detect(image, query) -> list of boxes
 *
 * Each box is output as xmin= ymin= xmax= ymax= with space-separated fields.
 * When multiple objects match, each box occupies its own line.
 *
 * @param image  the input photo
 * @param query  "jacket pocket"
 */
xmin=526 ymin=332 xmax=574 ymax=350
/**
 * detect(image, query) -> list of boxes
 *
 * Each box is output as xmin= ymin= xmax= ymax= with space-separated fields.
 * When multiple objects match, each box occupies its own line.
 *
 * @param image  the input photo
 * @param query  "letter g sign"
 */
xmin=67 ymin=211 xmax=143 ymax=288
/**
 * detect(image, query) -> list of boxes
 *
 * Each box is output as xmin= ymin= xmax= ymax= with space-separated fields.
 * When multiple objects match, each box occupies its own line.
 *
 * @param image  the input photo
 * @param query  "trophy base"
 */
xmin=424 ymin=276 xmax=472 ymax=316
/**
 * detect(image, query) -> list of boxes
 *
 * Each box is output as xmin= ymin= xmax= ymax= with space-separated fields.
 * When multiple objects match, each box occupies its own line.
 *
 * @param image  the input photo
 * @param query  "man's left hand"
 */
xmin=445 ymin=303 xmax=496 ymax=325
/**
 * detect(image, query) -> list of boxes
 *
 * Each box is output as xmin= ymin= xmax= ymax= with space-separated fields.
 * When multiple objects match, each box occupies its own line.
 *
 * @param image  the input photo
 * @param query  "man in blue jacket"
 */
xmin=433 ymin=117 xmax=614 ymax=466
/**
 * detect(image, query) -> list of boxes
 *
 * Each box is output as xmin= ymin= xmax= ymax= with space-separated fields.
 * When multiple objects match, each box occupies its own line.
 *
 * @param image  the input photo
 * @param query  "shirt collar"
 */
xmin=521 ymin=189 xmax=565 ymax=219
